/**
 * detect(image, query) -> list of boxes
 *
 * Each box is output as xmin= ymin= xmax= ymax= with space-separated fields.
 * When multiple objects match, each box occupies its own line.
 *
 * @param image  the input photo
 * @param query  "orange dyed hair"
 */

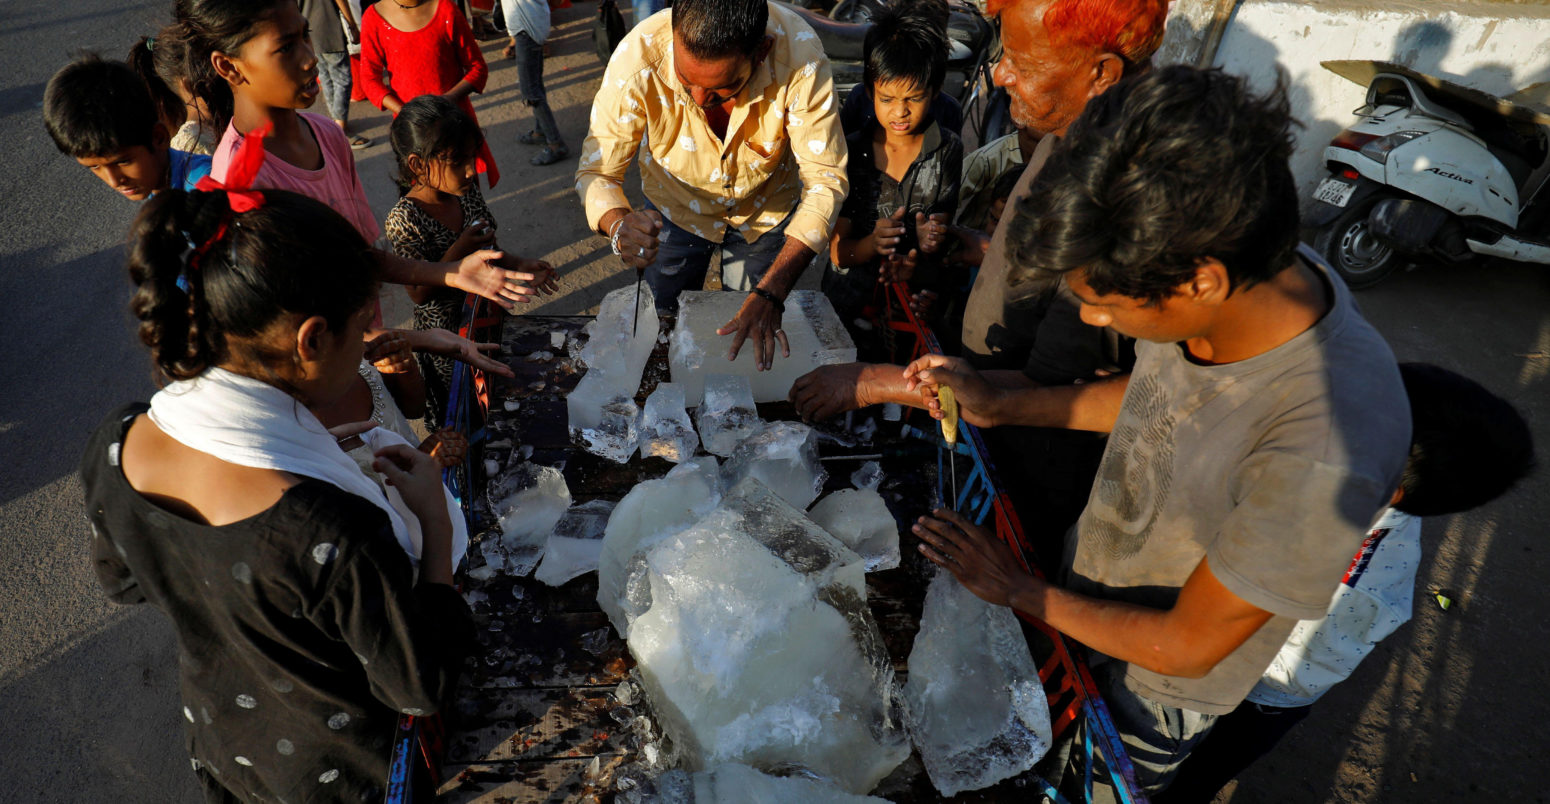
xmin=986 ymin=0 xmax=1169 ymax=68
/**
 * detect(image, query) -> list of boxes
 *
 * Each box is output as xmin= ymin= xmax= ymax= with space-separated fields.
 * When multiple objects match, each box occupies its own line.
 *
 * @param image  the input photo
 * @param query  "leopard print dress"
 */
xmin=383 ymin=187 xmax=495 ymax=429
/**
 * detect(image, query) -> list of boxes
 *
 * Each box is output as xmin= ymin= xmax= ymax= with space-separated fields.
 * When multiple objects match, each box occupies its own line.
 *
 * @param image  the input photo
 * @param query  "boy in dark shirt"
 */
xmin=823 ymin=4 xmax=962 ymax=356
xmin=44 ymin=55 xmax=212 ymax=201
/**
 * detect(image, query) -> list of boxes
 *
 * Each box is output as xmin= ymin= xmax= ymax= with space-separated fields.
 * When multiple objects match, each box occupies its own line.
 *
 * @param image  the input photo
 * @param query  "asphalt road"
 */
xmin=2 ymin=0 xmax=1547 ymax=802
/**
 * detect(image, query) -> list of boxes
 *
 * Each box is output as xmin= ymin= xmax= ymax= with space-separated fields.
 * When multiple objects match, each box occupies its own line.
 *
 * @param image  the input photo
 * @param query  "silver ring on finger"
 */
xmin=638 ymin=245 xmax=645 ymax=257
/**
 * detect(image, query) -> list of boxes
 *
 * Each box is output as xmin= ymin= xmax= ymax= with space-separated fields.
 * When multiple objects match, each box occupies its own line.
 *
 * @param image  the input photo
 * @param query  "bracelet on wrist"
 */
xmin=749 ymin=286 xmax=785 ymax=313
xmin=608 ymin=218 xmax=625 ymax=257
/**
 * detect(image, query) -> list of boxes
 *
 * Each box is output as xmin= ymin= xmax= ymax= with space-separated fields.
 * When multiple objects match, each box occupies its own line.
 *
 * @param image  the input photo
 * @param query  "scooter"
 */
xmin=784 ymin=0 xmax=1011 ymax=145
xmin=1308 ymin=60 xmax=1550 ymax=288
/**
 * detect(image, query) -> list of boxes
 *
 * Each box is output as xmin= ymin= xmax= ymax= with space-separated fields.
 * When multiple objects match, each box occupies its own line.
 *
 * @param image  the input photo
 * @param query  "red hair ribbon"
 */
xmin=193 ymin=121 xmax=271 ymax=212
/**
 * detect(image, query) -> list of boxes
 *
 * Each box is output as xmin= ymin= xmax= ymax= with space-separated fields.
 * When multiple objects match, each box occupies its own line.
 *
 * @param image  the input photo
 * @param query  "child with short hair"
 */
xmin=823 ymin=4 xmax=962 ymax=354
xmin=1157 ymin=362 xmax=1536 ymax=802
xmin=43 ymin=55 xmax=212 ymax=200
xmin=384 ymin=95 xmax=557 ymax=428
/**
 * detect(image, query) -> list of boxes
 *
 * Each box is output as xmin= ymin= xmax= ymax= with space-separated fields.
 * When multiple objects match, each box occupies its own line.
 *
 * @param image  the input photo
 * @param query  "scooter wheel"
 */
xmin=1315 ymin=194 xmax=1399 ymax=289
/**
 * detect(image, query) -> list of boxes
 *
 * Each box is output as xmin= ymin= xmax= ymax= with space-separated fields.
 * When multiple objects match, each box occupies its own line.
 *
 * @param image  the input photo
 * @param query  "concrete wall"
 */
xmin=1156 ymin=0 xmax=1550 ymax=213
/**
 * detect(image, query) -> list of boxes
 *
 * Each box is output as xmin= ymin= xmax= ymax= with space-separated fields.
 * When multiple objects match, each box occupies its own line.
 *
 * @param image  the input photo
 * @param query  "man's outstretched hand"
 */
xmin=717 ymin=291 xmax=790 ymax=371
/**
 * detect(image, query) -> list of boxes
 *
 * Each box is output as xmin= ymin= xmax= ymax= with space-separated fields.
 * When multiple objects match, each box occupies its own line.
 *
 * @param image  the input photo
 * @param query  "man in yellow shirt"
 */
xmin=576 ymin=0 xmax=848 ymax=370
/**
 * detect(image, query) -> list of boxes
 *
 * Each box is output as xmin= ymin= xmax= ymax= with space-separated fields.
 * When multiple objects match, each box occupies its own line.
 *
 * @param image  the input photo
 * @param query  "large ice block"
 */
xmin=807 ymin=489 xmax=900 ymax=572
xmin=622 ymin=763 xmax=890 ymax=804
xmin=535 ymin=499 xmax=617 ymax=587
xmin=628 ymin=478 xmax=909 ymax=794
xmin=639 ymin=382 xmax=698 ymax=463
xmin=569 ymin=284 xmax=659 ymax=461
xmin=720 ymin=421 xmax=826 ymax=511
xmin=485 ymin=462 xmax=572 ymax=577
xmin=903 ymin=571 xmax=1052 ymax=796
xmin=694 ymin=374 xmax=761 ymax=458
xmin=596 ymin=458 xmax=724 ymax=635
xmin=669 ymin=290 xmax=856 ymax=406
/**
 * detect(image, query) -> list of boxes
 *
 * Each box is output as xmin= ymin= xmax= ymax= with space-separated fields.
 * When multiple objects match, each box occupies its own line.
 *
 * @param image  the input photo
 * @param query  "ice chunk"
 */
xmin=628 ymin=478 xmax=908 ymax=793
xmin=569 ymin=284 xmax=658 ymax=461
xmin=903 ymin=571 xmax=1052 ymax=796
xmin=568 ymin=379 xmax=641 ymax=463
xmin=808 ymin=489 xmax=900 ymax=572
xmin=670 ymin=290 xmax=856 ymax=406
xmin=622 ymin=763 xmax=891 ymax=803
xmin=550 ymin=330 xmax=567 ymax=349
xmin=695 ymin=374 xmax=761 ymax=458
xmin=535 ymin=500 xmax=617 ymax=586
xmin=597 ymin=458 xmax=724 ymax=634
xmin=639 ymin=383 xmax=698 ymax=463
xmin=485 ymin=462 xmax=572 ymax=576
xmin=850 ymin=461 xmax=883 ymax=491
xmin=720 ymin=421 xmax=826 ymax=510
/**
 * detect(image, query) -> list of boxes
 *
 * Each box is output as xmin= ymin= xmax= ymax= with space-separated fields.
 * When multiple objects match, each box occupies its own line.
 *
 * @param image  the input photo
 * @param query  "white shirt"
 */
xmin=1247 ymin=508 xmax=1420 ymax=708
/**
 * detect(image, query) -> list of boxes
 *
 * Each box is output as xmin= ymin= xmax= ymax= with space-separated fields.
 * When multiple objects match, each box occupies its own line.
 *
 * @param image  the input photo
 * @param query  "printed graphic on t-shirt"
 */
xmin=1089 ymin=373 xmax=1176 ymax=559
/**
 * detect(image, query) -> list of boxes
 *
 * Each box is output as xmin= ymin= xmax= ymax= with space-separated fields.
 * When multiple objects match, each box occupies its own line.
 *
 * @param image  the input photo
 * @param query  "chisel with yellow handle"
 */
xmin=938 ymin=385 xmax=959 ymax=508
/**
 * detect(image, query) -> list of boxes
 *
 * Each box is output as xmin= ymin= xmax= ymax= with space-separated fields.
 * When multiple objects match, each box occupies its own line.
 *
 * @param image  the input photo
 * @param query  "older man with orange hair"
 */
xmin=791 ymin=0 xmax=1165 ymax=557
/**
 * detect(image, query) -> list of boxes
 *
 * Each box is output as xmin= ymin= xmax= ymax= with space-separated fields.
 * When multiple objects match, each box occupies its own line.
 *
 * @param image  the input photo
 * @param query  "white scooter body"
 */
xmin=1311 ymin=64 xmax=1550 ymax=285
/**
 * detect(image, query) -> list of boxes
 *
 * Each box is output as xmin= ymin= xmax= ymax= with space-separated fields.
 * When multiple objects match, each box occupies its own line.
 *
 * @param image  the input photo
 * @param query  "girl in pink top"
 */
xmin=360 ymin=0 xmax=501 ymax=188
xmin=175 ymin=0 xmax=548 ymax=313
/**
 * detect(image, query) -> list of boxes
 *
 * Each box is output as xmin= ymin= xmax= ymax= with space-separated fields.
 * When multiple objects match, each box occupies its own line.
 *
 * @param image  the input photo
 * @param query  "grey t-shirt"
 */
xmin=1063 ymin=246 xmax=1411 ymax=716
xmin=300 ymin=0 xmax=346 ymax=54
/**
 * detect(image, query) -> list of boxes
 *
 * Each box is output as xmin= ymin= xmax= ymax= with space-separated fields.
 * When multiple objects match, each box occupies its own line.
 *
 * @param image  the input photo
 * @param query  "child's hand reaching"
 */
xmin=364 ymin=331 xmax=417 ymax=374
xmin=448 ymin=220 xmax=497 ymax=261
xmin=418 ymin=427 xmax=468 ymax=468
xmin=879 ymin=249 xmax=918 ymax=284
xmin=870 ymin=207 xmax=907 ymax=258
xmin=505 ymin=256 xmax=560 ymax=296
xmin=915 ymin=212 xmax=950 ymax=254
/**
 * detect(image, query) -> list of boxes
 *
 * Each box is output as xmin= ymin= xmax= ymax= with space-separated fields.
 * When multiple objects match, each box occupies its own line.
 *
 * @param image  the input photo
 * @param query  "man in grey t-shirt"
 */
xmin=907 ymin=67 xmax=1410 ymax=799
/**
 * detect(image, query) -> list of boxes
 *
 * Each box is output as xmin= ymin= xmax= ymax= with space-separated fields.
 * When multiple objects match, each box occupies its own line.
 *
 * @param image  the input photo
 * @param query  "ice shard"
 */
xmin=694 ymin=374 xmax=761 ymax=458
xmin=807 ymin=489 xmax=900 ymax=572
xmin=621 ymin=763 xmax=891 ymax=804
xmin=850 ymin=461 xmax=884 ymax=491
xmin=569 ymin=284 xmax=659 ymax=462
xmin=627 ymin=478 xmax=910 ymax=794
xmin=903 ymin=571 xmax=1052 ymax=796
xmin=596 ymin=458 xmax=724 ymax=635
xmin=484 ymin=462 xmax=572 ymax=577
xmin=720 ymin=421 xmax=826 ymax=511
xmin=535 ymin=499 xmax=617 ymax=587
xmin=639 ymin=382 xmax=698 ymax=463
xmin=669 ymin=290 xmax=856 ymax=406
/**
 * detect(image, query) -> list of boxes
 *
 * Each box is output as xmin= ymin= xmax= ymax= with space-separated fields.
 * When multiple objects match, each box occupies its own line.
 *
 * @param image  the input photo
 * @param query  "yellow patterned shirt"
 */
xmin=575 ymin=2 xmax=848 ymax=254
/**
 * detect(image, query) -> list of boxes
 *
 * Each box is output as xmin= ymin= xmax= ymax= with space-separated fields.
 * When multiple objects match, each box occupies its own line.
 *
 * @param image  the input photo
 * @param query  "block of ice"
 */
xmin=628 ymin=478 xmax=909 ymax=793
xmin=639 ymin=383 xmax=698 ymax=463
xmin=535 ymin=500 xmax=617 ymax=587
xmin=695 ymin=374 xmax=761 ymax=458
xmin=903 ymin=571 xmax=1052 ymax=796
xmin=622 ymin=763 xmax=891 ymax=804
xmin=850 ymin=461 xmax=884 ymax=491
xmin=808 ymin=489 xmax=900 ymax=572
xmin=485 ymin=462 xmax=572 ymax=577
xmin=569 ymin=284 xmax=659 ymax=461
xmin=568 ymin=378 xmax=642 ymax=463
xmin=720 ymin=421 xmax=826 ymax=511
xmin=597 ymin=458 xmax=724 ymax=635
xmin=670 ymin=290 xmax=856 ymax=406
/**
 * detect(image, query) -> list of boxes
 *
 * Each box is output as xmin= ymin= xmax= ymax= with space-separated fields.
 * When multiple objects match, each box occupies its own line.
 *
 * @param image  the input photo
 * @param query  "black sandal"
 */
xmin=529 ymin=144 xmax=570 ymax=166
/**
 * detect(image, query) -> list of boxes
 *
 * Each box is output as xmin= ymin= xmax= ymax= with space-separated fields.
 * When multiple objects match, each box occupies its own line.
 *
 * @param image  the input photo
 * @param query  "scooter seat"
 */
xmin=788 ymin=5 xmax=868 ymax=62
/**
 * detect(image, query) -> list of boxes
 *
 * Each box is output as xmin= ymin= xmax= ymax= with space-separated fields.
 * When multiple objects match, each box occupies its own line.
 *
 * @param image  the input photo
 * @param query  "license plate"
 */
xmin=1314 ymin=177 xmax=1356 ymax=207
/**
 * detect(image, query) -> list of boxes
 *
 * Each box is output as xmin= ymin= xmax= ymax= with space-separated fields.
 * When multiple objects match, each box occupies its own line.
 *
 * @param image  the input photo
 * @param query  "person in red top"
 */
xmin=360 ymin=0 xmax=500 ymax=187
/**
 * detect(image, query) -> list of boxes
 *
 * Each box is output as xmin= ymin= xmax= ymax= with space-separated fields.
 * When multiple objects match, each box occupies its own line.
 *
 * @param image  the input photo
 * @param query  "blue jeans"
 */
xmin=631 ymin=0 xmax=664 ymax=28
xmin=642 ymin=200 xmax=792 ymax=313
xmin=512 ymin=31 xmax=562 ymax=145
xmin=315 ymin=50 xmax=352 ymax=123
